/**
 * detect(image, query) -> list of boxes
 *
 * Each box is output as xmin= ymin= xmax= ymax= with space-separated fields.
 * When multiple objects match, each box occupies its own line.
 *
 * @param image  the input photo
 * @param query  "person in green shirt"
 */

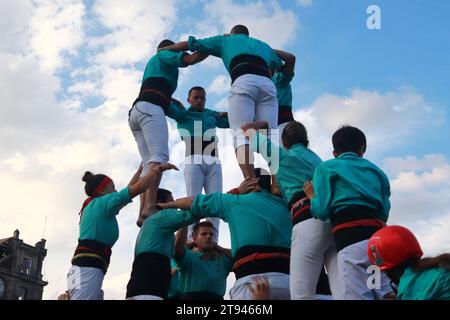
xmin=167 ymin=86 xmax=229 ymax=243
xmin=303 ymin=126 xmax=393 ymax=300
xmin=158 ymin=168 xmax=292 ymax=300
xmin=369 ymin=225 xmax=450 ymax=300
xmin=173 ymin=221 xmax=232 ymax=300
xmin=125 ymin=189 xmax=199 ymax=300
xmin=129 ymin=39 xmax=207 ymax=227
xmin=67 ymin=163 xmax=177 ymax=300
xmin=160 ymin=25 xmax=285 ymax=180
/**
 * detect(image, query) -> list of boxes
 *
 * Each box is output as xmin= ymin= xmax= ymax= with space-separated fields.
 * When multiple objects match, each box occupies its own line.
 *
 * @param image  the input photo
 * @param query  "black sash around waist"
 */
xmin=233 ymin=245 xmax=290 ymax=280
xmin=71 ymin=239 xmax=112 ymax=274
xmin=331 ymin=206 xmax=386 ymax=252
xmin=289 ymin=191 xmax=313 ymax=227
xmin=229 ymin=54 xmax=271 ymax=84
xmin=132 ymin=77 xmax=173 ymax=114
xmin=126 ymin=252 xmax=171 ymax=299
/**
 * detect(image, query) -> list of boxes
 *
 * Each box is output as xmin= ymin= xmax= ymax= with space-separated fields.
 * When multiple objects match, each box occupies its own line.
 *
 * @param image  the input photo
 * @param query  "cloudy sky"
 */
xmin=1 ymin=0 xmax=449 ymax=300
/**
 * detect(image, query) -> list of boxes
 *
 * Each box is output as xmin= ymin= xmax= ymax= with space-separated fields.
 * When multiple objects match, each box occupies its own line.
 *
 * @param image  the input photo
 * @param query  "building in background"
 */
xmin=0 ymin=230 xmax=48 ymax=300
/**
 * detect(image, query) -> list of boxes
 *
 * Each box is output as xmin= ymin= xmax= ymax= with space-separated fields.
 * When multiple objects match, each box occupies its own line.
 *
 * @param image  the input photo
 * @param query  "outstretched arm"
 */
xmin=182 ymin=52 xmax=209 ymax=66
xmin=128 ymin=163 xmax=178 ymax=199
xmin=274 ymin=49 xmax=296 ymax=76
xmin=128 ymin=164 xmax=143 ymax=187
xmin=159 ymin=41 xmax=189 ymax=52
xmin=158 ymin=196 xmax=195 ymax=211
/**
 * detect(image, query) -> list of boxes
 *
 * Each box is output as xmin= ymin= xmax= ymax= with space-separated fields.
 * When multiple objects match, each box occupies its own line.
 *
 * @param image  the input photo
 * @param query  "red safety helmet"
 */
xmin=368 ymin=226 xmax=423 ymax=271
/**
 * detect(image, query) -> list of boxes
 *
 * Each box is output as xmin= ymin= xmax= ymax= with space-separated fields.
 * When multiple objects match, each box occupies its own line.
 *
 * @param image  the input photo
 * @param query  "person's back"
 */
xmin=305 ymin=126 xmax=392 ymax=300
xmin=397 ymin=266 xmax=450 ymax=300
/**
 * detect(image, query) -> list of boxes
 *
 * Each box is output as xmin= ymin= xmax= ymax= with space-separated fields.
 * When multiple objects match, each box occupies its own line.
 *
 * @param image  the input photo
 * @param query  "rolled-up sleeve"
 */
xmin=188 ymin=35 xmax=223 ymax=57
xmin=191 ymin=193 xmax=231 ymax=221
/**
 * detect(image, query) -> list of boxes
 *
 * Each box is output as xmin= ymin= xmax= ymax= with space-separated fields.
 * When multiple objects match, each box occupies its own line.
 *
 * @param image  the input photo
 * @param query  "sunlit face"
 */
xmin=187 ymin=89 xmax=206 ymax=111
xmin=193 ymin=226 xmax=214 ymax=251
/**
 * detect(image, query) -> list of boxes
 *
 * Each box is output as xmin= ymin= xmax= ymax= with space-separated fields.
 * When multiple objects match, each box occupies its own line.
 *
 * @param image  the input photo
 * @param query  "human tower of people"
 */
xmin=66 ymin=25 xmax=450 ymax=301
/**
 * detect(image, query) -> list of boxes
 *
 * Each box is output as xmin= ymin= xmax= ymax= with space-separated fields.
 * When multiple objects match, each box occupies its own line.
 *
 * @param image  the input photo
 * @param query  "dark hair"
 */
xmin=82 ymin=171 xmax=109 ymax=196
xmin=188 ymin=86 xmax=205 ymax=98
xmin=255 ymin=168 xmax=271 ymax=192
xmin=332 ymin=125 xmax=367 ymax=154
xmin=387 ymin=254 xmax=450 ymax=283
xmin=192 ymin=221 xmax=215 ymax=238
xmin=230 ymin=24 xmax=249 ymax=36
xmin=157 ymin=188 xmax=172 ymax=203
xmin=281 ymin=121 xmax=309 ymax=148
xmin=158 ymin=39 xmax=174 ymax=49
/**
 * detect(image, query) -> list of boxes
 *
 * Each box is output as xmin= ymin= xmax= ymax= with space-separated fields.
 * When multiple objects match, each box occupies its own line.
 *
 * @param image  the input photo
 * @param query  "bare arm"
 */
xmin=127 ymin=164 xmax=143 ymax=187
xmin=159 ymin=41 xmax=189 ymax=52
xmin=157 ymin=196 xmax=195 ymax=210
xmin=303 ymin=181 xmax=315 ymax=200
xmin=174 ymin=227 xmax=188 ymax=259
xmin=128 ymin=163 xmax=179 ymax=199
xmin=182 ymin=52 xmax=209 ymax=66
xmin=274 ymin=49 xmax=296 ymax=76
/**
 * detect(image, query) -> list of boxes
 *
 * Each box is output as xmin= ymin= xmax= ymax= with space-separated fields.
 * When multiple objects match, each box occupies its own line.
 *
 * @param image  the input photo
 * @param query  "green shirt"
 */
xmin=310 ymin=152 xmax=391 ymax=222
xmin=134 ymin=209 xmax=198 ymax=258
xmin=167 ymin=105 xmax=229 ymax=138
xmin=188 ymin=34 xmax=282 ymax=74
xmin=397 ymin=267 xmax=450 ymax=300
xmin=142 ymin=50 xmax=188 ymax=93
xmin=79 ymin=187 xmax=132 ymax=247
xmin=175 ymin=249 xmax=232 ymax=296
xmin=250 ymin=132 xmax=322 ymax=205
xmin=191 ymin=191 xmax=291 ymax=256
xmin=272 ymin=71 xmax=294 ymax=109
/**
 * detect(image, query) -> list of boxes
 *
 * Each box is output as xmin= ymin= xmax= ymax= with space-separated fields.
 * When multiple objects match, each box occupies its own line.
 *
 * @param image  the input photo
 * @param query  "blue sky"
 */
xmin=1 ymin=0 xmax=449 ymax=299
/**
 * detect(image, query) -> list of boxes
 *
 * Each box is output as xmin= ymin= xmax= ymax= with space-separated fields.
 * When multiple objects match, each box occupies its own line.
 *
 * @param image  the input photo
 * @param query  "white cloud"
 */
xmin=202 ymin=0 xmax=298 ymax=48
xmin=294 ymin=88 xmax=443 ymax=160
xmin=297 ymin=0 xmax=313 ymax=6
xmin=207 ymin=75 xmax=230 ymax=95
xmin=30 ymin=0 xmax=86 ymax=72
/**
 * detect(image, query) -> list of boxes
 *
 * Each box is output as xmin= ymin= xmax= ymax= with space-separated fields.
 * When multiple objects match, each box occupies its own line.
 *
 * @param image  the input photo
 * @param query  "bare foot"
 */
xmin=136 ymin=205 xmax=159 ymax=227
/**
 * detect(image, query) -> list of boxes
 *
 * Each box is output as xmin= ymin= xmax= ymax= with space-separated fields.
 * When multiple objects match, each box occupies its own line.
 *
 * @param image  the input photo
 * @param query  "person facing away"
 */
xmin=167 ymin=86 xmax=229 ymax=243
xmin=304 ymin=125 xmax=393 ymax=300
xmin=125 ymin=188 xmax=199 ymax=300
xmin=173 ymin=221 xmax=232 ymax=300
xmin=158 ymin=168 xmax=292 ymax=300
xmin=242 ymin=120 xmax=339 ymax=300
xmin=128 ymin=39 xmax=207 ymax=227
xmin=68 ymin=163 xmax=177 ymax=300
xmin=369 ymin=225 xmax=450 ymax=300
xmin=159 ymin=24 xmax=286 ymax=180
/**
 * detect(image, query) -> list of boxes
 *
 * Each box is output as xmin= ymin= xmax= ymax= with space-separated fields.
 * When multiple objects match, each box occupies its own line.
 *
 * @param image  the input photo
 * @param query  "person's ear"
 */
xmin=333 ymin=150 xmax=339 ymax=158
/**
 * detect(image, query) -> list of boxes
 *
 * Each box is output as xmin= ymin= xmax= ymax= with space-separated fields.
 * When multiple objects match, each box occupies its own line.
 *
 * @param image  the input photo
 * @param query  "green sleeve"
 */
xmin=273 ymin=71 xmax=294 ymax=87
xmin=158 ymin=209 xmax=199 ymax=231
xmin=188 ymin=35 xmax=223 ymax=57
xmin=191 ymin=193 xmax=231 ymax=221
xmin=167 ymin=102 xmax=188 ymax=122
xmin=310 ymin=165 xmax=334 ymax=221
xmin=214 ymin=111 xmax=230 ymax=128
xmin=103 ymin=187 xmax=132 ymax=216
xmin=158 ymin=50 xmax=188 ymax=68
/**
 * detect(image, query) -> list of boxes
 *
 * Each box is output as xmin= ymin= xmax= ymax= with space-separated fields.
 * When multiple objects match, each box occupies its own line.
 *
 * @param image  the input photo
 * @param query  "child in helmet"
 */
xmin=368 ymin=225 xmax=450 ymax=300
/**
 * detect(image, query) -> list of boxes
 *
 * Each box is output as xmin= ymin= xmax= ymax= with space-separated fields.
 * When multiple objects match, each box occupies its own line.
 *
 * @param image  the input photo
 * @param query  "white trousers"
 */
xmin=185 ymin=155 xmax=222 ymax=244
xmin=290 ymin=219 xmax=340 ymax=300
xmin=229 ymin=272 xmax=290 ymax=300
xmin=129 ymin=101 xmax=169 ymax=175
xmin=337 ymin=240 xmax=393 ymax=300
xmin=228 ymin=74 xmax=278 ymax=149
xmin=67 ymin=266 xmax=104 ymax=300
